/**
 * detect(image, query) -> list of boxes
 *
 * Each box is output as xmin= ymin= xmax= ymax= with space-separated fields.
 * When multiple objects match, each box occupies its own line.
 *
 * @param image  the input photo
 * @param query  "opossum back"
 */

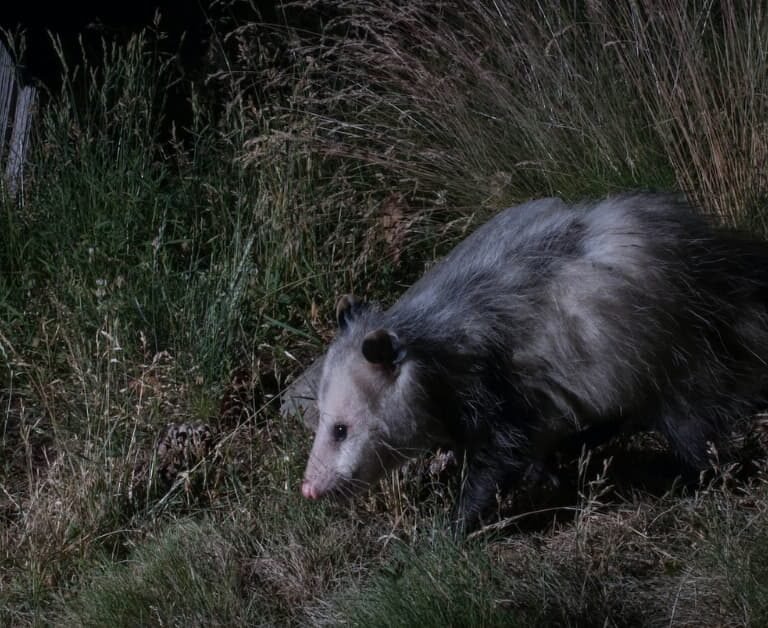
xmin=386 ymin=193 xmax=768 ymax=428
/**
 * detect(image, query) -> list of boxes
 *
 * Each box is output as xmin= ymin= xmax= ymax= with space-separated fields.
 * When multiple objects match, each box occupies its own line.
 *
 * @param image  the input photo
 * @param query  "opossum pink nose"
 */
xmin=301 ymin=480 xmax=318 ymax=500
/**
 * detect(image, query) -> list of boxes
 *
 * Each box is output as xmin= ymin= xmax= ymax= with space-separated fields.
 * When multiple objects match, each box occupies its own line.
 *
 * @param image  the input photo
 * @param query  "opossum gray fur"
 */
xmin=299 ymin=193 xmax=768 ymax=531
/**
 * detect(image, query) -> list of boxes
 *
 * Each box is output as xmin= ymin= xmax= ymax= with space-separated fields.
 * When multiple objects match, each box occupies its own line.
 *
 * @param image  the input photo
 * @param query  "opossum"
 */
xmin=299 ymin=193 xmax=768 ymax=530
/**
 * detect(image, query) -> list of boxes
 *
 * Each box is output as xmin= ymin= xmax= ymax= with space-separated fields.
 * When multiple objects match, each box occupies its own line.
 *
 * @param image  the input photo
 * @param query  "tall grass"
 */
xmin=238 ymin=0 xmax=766 ymax=228
xmin=287 ymin=0 xmax=672 ymax=205
xmin=605 ymin=1 xmax=768 ymax=228
xmin=3 ymin=0 xmax=768 ymax=625
xmin=0 ymin=26 xmax=341 ymax=624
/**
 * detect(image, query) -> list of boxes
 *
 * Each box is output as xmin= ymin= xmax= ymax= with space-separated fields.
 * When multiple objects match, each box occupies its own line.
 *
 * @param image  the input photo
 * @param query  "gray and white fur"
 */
xmin=299 ymin=193 xmax=768 ymax=530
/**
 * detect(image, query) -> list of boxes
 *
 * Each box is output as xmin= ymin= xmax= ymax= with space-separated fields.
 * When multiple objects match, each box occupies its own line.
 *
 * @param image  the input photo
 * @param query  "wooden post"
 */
xmin=5 ymin=85 xmax=36 ymax=197
xmin=0 ymin=43 xmax=14 ymax=166
xmin=1 ymin=42 xmax=37 ymax=202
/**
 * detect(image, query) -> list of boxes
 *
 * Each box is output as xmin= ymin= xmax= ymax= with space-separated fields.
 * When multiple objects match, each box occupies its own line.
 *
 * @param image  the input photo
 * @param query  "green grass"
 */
xmin=3 ymin=1 xmax=768 ymax=625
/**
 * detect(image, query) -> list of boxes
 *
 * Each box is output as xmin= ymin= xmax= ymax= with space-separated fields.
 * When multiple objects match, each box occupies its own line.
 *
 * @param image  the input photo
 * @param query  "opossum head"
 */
xmin=301 ymin=295 xmax=438 ymax=501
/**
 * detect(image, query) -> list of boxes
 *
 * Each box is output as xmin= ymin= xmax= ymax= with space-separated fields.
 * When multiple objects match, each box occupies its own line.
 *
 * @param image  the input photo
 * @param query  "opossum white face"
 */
xmin=301 ymin=296 xmax=432 ymax=501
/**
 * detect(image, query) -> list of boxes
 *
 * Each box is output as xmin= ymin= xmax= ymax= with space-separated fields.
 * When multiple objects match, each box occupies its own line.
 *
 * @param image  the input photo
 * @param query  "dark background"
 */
xmin=0 ymin=1 xmax=282 ymax=87
xmin=1 ymin=1 xmax=287 ymax=144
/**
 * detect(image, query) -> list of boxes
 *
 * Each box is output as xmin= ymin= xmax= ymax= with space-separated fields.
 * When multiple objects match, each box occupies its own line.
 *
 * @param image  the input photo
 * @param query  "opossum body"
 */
xmin=300 ymin=194 xmax=768 ymax=530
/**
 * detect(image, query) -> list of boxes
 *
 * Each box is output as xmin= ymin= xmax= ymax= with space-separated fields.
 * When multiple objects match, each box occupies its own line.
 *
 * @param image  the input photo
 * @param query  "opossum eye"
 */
xmin=332 ymin=423 xmax=348 ymax=442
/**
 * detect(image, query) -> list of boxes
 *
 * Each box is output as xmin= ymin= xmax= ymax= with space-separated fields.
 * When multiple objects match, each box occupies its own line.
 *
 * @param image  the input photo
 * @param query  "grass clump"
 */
xmin=606 ymin=1 xmax=768 ymax=227
xmin=331 ymin=536 xmax=511 ymax=628
xmin=62 ymin=521 xmax=243 ymax=626
xmin=257 ymin=0 xmax=767 ymax=228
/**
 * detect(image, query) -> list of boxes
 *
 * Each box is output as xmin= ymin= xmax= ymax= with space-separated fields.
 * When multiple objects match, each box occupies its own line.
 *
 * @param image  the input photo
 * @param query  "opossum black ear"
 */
xmin=336 ymin=294 xmax=367 ymax=330
xmin=362 ymin=329 xmax=406 ymax=366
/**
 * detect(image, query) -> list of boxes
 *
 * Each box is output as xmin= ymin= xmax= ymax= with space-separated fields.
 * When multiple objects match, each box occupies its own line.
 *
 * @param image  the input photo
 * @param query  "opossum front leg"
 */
xmin=454 ymin=464 xmax=506 ymax=534
xmin=454 ymin=454 xmax=520 ymax=534
xmin=451 ymin=406 xmax=530 ymax=532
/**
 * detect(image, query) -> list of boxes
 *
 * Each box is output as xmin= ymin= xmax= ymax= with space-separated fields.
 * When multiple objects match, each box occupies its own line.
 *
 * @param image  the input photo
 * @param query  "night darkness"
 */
xmin=1 ymin=1 xmax=283 ymax=140
xmin=1 ymin=1 xmax=285 ymax=95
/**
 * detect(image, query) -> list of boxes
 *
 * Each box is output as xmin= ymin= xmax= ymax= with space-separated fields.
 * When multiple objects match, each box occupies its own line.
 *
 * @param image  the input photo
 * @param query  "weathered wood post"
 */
xmin=1 ymin=42 xmax=37 ymax=202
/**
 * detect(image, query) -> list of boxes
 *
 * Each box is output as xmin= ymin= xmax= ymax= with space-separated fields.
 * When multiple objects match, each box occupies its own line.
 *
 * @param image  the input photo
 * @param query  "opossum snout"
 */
xmin=300 ymin=479 xmax=321 ymax=500
xmin=302 ymin=475 xmax=350 ymax=500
